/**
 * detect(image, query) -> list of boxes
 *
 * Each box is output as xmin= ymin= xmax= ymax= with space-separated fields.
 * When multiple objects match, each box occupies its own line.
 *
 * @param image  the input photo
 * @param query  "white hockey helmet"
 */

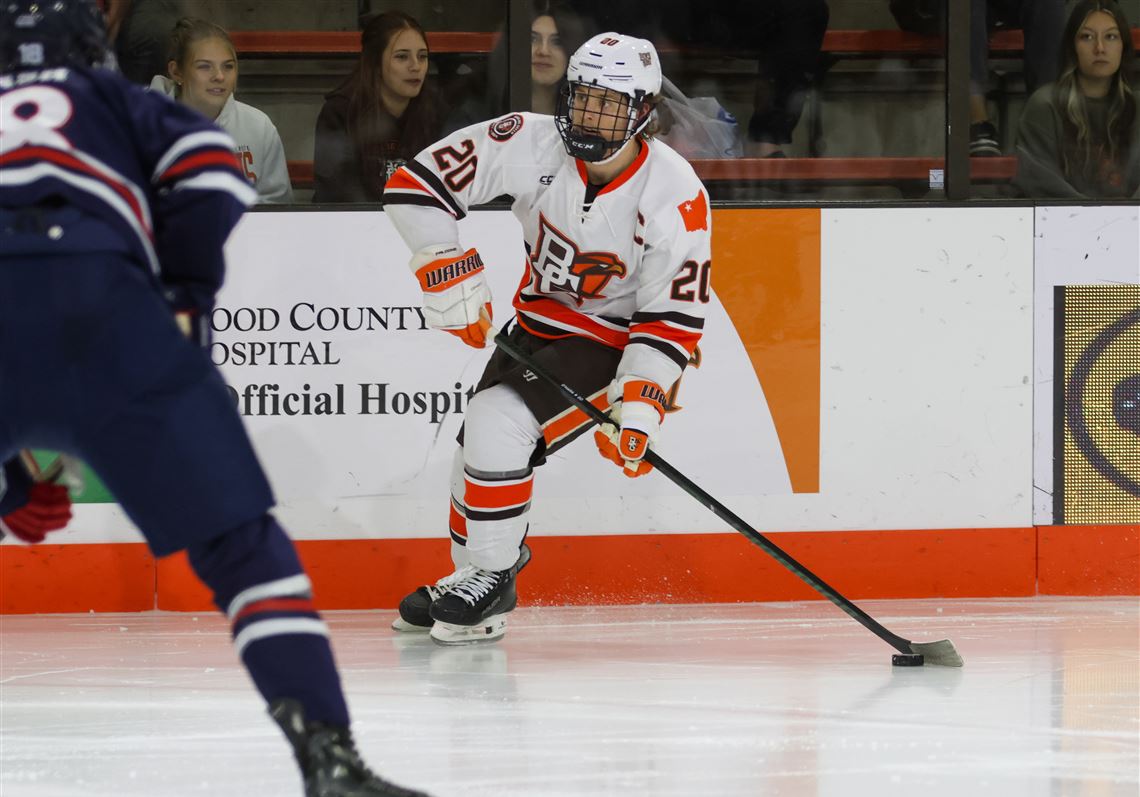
xmin=556 ymin=32 xmax=663 ymax=163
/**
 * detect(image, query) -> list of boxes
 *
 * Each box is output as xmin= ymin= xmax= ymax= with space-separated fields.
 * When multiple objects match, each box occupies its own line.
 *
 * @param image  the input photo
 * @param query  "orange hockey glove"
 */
xmin=412 ymin=245 xmax=493 ymax=348
xmin=594 ymin=378 xmax=667 ymax=478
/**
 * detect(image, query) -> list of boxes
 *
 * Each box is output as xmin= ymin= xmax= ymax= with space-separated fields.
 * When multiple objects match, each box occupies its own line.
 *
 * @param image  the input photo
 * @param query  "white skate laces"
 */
xmin=428 ymin=566 xmax=473 ymax=600
xmin=449 ymin=569 xmax=504 ymax=606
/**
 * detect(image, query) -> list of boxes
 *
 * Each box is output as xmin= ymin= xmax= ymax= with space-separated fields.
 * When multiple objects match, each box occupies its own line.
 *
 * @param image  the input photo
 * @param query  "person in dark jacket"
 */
xmin=312 ymin=11 xmax=442 ymax=203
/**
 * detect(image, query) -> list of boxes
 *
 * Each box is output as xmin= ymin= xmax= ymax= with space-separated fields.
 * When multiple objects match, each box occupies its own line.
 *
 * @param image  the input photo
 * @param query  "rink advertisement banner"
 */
xmin=1031 ymin=206 xmax=1140 ymax=524
xmin=17 ymin=207 xmax=1032 ymax=546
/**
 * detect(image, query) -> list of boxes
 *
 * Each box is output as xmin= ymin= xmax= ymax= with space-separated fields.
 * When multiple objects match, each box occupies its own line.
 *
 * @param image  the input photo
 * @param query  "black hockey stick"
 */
xmin=494 ymin=332 xmax=963 ymax=667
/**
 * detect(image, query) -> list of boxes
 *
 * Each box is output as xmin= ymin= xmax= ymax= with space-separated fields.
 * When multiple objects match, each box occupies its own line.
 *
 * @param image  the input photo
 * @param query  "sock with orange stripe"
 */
xmin=447 ymin=447 xmax=471 ymax=566
xmin=187 ymin=515 xmax=349 ymax=726
xmin=461 ymin=385 xmax=541 ymax=570
xmin=462 ymin=466 xmax=534 ymax=571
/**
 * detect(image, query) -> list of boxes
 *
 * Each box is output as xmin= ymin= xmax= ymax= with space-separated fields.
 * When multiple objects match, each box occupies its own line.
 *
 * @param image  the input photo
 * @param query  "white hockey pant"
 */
xmin=455 ymin=384 xmax=539 ymax=572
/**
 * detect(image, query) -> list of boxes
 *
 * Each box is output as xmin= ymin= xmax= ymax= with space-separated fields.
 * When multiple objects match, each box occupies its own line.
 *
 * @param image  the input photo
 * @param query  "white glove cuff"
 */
xmin=409 ymin=243 xmax=462 ymax=274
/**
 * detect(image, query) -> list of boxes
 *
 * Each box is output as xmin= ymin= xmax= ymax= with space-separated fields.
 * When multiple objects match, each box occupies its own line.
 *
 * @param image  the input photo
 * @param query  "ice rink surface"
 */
xmin=1 ymin=597 xmax=1137 ymax=797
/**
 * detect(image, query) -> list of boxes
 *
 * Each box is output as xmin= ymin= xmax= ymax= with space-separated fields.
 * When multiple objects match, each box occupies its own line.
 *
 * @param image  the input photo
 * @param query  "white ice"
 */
xmin=1 ymin=598 xmax=1137 ymax=797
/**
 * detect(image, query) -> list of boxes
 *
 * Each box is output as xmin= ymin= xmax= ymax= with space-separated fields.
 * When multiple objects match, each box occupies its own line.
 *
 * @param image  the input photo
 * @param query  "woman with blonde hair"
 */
xmin=1014 ymin=0 xmax=1138 ymax=198
xmin=150 ymin=18 xmax=293 ymax=203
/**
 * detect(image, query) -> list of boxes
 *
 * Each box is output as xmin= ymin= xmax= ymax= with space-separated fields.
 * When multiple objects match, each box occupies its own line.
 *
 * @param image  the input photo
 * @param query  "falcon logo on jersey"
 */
xmin=531 ymin=213 xmax=626 ymax=305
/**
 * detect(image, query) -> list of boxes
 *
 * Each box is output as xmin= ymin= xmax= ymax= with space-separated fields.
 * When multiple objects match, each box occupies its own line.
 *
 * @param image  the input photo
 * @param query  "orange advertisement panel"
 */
xmin=712 ymin=209 xmax=821 ymax=493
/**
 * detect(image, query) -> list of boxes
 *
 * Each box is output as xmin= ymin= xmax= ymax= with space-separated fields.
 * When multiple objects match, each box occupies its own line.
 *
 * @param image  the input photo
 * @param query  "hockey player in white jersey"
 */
xmin=383 ymin=32 xmax=712 ymax=644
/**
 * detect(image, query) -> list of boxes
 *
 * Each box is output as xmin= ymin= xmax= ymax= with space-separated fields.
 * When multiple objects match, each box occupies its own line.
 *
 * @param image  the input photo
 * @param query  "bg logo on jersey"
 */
xmin=530 ymin=213 xmax=626 ymax=305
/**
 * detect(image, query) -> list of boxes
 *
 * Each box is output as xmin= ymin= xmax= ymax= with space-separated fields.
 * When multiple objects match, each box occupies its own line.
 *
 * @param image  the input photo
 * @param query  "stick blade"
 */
xmin=909 ymin=639 xmax=964 ymax=667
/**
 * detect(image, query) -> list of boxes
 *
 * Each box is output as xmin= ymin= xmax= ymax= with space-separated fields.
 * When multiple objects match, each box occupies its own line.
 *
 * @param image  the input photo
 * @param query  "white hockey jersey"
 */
xmin=383 ymin=112 xmax=712 ymax=391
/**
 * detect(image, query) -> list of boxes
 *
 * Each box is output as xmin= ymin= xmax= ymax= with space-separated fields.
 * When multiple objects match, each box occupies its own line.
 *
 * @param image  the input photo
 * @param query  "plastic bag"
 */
xmin=655 ymin=77 xmax=743 ymax=160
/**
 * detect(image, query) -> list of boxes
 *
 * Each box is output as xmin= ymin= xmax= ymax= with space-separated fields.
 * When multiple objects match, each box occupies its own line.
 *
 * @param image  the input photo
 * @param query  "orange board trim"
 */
xmin=1037 ymin=524 xmax=1139 ymax=596
xmin=3 ymin=525 xmax=1133 ymax=614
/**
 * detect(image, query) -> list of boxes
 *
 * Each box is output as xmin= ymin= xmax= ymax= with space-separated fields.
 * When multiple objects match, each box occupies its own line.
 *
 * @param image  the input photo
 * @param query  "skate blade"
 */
xmin=430 ymin=617 xmax=507 ymax=646
xmin=391 ymin=617 xmax=432 ymax=633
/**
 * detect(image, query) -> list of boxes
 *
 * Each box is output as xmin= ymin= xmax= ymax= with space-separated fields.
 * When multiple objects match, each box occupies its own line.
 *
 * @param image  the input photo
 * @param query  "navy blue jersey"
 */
xmin=0 ymin=65 xmax=256 ymax=312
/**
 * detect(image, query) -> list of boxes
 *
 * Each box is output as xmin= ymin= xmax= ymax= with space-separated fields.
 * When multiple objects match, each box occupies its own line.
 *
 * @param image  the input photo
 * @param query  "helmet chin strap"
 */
xmin=585 ymin=135 xmax=639 ymax=166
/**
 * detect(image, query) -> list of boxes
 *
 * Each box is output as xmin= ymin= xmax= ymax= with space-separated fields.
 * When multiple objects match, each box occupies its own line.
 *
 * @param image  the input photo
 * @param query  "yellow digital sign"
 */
xmin=1056 ymin=285 xmax=1140 ymax=524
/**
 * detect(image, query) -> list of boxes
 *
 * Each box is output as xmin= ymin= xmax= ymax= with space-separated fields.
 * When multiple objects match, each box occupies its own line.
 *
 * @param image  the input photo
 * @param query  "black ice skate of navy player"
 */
xmin=0 ymin=2 xmax=429 ymax=795
xmin=383 ymin=32 xmax=712 ymax=644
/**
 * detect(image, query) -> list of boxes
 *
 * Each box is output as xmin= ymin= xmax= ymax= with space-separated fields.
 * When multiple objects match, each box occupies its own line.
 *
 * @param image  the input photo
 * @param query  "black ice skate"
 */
xmin=392 ymin=543 xmax=530 ymax=633
xmin=270 ymin=699 xmax=431 ymax=797
xmin=427 ymin=557 xmax=522 ymax=646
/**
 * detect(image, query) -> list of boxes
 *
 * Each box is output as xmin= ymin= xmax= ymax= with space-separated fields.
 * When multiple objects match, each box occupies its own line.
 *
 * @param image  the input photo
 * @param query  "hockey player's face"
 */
xmin=571 ymin=86 xmax=631 ymax=143
xmin=381 ymin=29 xmax=429 ymax=102
xmin=531 ymin=15 xmax=568 ymax=88
xmin=173 ymin=37 xmax=236 ymax=121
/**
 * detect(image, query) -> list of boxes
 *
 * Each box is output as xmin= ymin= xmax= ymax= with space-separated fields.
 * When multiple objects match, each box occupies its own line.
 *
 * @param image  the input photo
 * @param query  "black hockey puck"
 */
xmin=892 ymin=653 xmax=925 ymax=667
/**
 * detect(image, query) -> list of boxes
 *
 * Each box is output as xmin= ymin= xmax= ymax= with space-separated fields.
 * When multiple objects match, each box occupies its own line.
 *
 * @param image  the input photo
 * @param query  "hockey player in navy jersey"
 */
xmin=0 ymin=2 xmax=428 ymax=795
xmin=383 ymin=32 xmax=712 ymax=644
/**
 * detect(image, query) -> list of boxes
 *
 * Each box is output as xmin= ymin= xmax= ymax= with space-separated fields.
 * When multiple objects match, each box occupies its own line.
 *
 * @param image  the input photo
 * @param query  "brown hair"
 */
xmin=166 ymin=17 xmax=235 ymax=73
xmin=337 ymin=11 xmax=440 ymax=197
xmin=473 ymin=0 xmax=591 ymax=115
xmin=1052 ymin=0 xmax=1136 ymax=185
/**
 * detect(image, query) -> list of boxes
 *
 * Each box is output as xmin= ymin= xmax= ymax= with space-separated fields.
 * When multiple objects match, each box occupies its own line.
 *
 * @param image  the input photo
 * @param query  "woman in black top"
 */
xmin=313 ymin=11 xmax=442 ymax=202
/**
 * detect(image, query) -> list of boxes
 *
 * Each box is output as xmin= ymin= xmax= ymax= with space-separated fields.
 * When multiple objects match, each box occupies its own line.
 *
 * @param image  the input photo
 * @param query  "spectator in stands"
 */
xmin=150 ymin=18 xmax=294 ymax=203
xmin=1014 ymin=0 xmax=1138 ymax=198
xmin=577 ymin=1 xmax=830 ymax=158
xmin=737 ymin=1 xmax=830 ymax=158
xmin=313 ymin=11 xmax=442 ymax=203
xmin=889 ymin=0 xmax=1065 ymax=156
xmin=529 ymin=2 xmax=588 ymax=115
xmin=444 ymin=1 xmax=589 ymax=133
xmin=104 ymin=0 xmax=186 ymax=85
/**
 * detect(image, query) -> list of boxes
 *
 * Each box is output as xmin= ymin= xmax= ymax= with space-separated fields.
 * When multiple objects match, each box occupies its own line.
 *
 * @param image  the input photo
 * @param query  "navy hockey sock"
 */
xmin=186 ymin=515 xmax=350 ymax=726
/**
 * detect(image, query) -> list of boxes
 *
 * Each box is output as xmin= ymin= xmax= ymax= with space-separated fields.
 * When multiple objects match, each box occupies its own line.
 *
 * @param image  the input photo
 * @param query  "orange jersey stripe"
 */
xmin=574 ymin=140 xmax=648 ymax=196
xmin=629 ymin=320 xmax=702 ymax=355
xmin=464 ymin=476 xmax=534 ymax=511
xmin=384 ymin=167 xmax=431 ymax=194
xmin=515 ymin=298 xmax=629 ymax=348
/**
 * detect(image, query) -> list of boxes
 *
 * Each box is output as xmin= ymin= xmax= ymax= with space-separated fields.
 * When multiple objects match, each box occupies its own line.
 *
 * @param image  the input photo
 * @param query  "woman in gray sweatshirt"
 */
xmin=151 ymin=17 xmax=294 ymax=204
xmin=1014 ymin=0 xmax=1138 ymax=199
